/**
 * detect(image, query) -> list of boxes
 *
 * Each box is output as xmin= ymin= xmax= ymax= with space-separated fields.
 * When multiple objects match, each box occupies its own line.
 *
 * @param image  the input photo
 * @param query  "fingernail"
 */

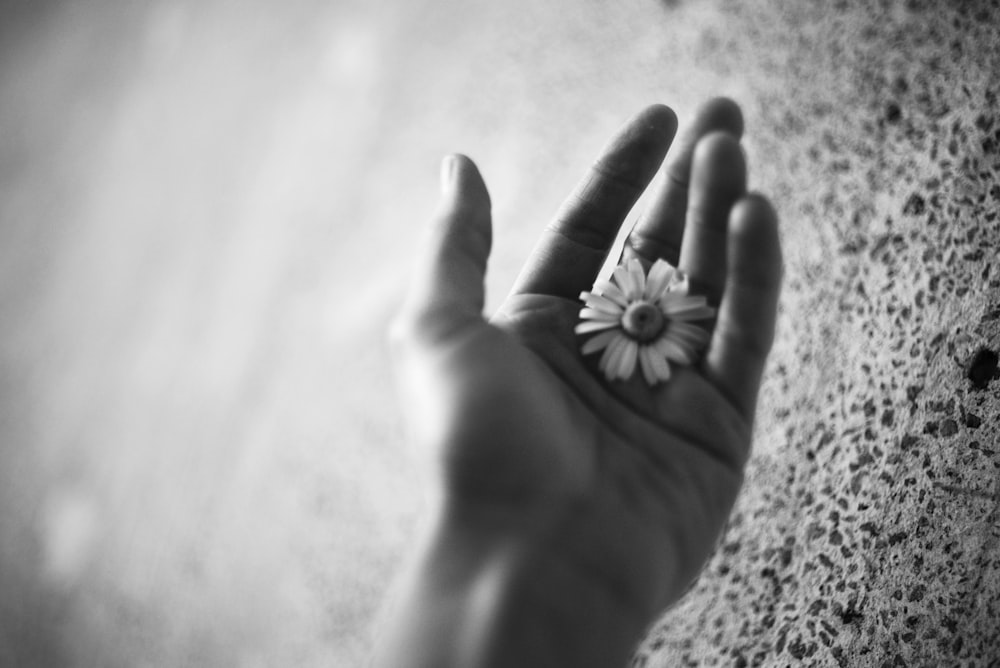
xmin=440 ymin=155 xmax=457 ymax=195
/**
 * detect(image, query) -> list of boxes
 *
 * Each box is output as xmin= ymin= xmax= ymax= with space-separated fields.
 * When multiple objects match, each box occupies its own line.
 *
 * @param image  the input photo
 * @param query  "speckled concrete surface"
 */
xmin=637 ymin=1 xmax=1000 ymax=665
xmin=2 ymin=0 xmax=999 ymax=666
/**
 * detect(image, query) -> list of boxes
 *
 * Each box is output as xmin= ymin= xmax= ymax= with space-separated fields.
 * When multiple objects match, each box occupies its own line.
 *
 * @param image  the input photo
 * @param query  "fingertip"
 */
xmin=698 ymin=97 xmax=744 ymax=138
xmin=441 ymin=153 xmax=492 ymax=215
xmin=598 ymin=105 xmax=679 ymax=184
xmin=448 ymin=152 xmax=479 ymax=178
xmin=729 ymin=193 xmax=782 ymax=281
xmin=734 ymin=191 xmax=777 ymax=217
xmin=440 ymin=154 xmax=458 ymax=195
xmin=694 ymin=131 xmax=744 ymax=164
xmin=730 ymin=193 xmax=777 ymax=232
xmin=639 ymin=103 xmax=679 ymax=141
xmin=691 ymin=131 xmax=747 ymax=193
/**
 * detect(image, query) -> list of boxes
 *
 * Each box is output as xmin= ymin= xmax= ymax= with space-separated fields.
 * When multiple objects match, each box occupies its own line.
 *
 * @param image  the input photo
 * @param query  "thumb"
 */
xmin=401 ymin=154 xmax=493 ymax=344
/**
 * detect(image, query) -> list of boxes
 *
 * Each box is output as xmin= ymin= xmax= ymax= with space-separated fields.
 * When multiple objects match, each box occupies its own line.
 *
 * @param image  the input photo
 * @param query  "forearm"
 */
xmin=373 ymin=512 xmax=650 ymax=668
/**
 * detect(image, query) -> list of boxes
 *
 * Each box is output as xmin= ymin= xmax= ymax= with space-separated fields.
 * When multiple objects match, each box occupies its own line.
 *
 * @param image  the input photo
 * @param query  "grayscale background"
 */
xmin=2 ymin=0 xmax=999 ymax=665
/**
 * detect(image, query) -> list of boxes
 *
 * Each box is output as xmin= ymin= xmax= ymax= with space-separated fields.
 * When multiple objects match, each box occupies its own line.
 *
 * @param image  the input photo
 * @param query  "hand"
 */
xmin=384 ymin=99 xmax=782 ymax=668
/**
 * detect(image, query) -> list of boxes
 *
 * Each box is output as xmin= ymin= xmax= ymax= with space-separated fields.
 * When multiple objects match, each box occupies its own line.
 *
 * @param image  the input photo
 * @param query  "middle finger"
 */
xmin=622 ymin=97 xmax=744 ymax=268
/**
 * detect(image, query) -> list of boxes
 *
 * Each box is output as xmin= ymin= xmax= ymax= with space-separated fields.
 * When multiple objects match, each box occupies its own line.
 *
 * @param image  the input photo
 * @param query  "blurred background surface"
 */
xmin=0 ymin=1 xmax=743 ymax=665
xmin=3 ymin=0 xmax=1000 ymax=666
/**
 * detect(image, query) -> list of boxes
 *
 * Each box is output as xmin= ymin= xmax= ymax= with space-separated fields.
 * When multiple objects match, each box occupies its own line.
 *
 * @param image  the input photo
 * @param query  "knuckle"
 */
xmin=387 ymin=312 xmax=418 ymax=352
xmin=715 ymin=313 xmax=773 ymax=361
xmin=388 ymin=305 xmax=468 ymax=352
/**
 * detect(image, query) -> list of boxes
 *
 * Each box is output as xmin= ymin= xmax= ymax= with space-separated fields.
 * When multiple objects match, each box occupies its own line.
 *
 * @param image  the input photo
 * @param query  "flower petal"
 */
xmin=581 ymin=329 xmax=619 ymax=355
xmin=580 ymin=307 xmax=621 ymax=322
xmin=653 ymin=336 xmax=696 ymax=364
xmin=638 ymin=345 xmax=658 ymax=385
xmin=644 ymin=259 xmax=675 ymax=301
xmin=592 ymin=280 xmax=629 ymax=307
xmin=617 ymin=339 xmax=639 ymax=379
xmin=668 ymin=321 xmax=711 ymax=348
xmin=649 ymin=346 xmax=673 ymax=382
xmin=612 ymin=265 xmax=639 ymax=301
xmin=575 ymin=319 xmax=621 ymax=335
xmin=580 ymin=291 xmax=625 ymax=315
xmin=659 ymin=292 xmax=706 ymax=311
xmin=599 ymin=334 xmax=628 ymax=376
xmin=627 ymin=258 xmax=646 ymax=300
xmin=659 ymin=293 xmax=713 ymax=318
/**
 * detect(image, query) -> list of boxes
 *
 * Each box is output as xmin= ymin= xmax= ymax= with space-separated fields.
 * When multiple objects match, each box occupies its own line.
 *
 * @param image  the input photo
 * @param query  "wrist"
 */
xmin=475 ymin=546 xmax=652 ymax=668
xmin=373 ymin=509 xmax=520 ymax=668
xmin=376 ymin=507 xmax=652 ymax=668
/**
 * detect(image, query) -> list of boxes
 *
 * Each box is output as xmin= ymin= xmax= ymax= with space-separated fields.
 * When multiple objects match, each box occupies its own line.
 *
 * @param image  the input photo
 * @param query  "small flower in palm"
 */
xmin=575 ymin=258 xmax=715 ymax=385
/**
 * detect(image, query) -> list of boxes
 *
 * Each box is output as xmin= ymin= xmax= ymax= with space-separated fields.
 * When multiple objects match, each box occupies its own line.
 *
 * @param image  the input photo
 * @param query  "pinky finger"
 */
xmin=704 ymin=194 xmax=783 ymax=422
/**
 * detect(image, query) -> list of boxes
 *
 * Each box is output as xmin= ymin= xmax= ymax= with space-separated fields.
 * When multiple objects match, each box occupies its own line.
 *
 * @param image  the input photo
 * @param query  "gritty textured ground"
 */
xmin=637 ymin=1 xmax=1000 ymax=666
xmin=1 ymin=0 xmax=999 ymax=666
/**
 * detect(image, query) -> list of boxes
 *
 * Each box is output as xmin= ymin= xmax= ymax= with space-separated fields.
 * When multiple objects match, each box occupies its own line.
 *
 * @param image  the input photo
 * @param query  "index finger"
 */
xmin=509 ymin=105 xmax=677 ymax=300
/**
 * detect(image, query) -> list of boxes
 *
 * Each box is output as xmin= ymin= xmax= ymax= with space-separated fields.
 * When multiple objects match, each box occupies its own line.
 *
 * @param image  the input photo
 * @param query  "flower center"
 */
xmin=621 ymin=301 xmax=665 ymax=343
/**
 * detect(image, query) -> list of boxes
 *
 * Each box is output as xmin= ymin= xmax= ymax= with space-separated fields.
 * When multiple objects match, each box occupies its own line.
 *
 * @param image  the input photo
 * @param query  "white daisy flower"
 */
xmin=575 ymin=257 xmax=715 ymax=385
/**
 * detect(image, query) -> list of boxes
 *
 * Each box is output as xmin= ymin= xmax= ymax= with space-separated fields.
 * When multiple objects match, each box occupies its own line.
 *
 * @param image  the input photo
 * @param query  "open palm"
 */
xmin=390 ymin=99 xmax=782 ymax=667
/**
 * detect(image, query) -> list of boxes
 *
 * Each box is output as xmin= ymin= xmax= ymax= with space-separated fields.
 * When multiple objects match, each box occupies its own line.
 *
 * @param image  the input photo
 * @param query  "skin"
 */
xmin=379 ymin=98 xmax=783 ymax=668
